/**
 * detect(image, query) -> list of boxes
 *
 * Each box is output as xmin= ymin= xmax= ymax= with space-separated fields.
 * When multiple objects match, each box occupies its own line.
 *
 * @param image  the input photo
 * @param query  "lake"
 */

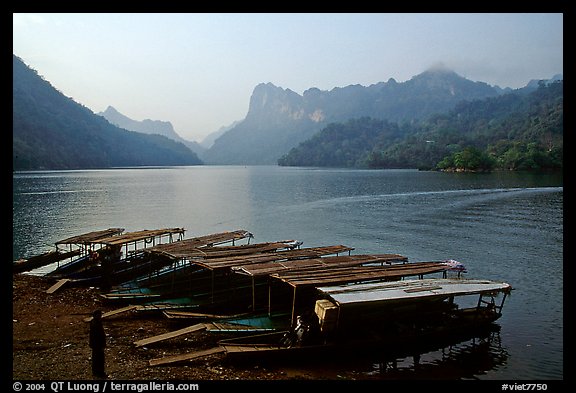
xmin=12 ymin=166 xmax=563 ymax=380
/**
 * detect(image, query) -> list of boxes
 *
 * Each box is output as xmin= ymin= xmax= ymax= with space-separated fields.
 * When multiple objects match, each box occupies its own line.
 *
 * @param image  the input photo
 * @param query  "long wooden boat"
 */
xmin=45 ymin=228 xmax=185 ymax=280
xmin=216 ymin=278 xmax=512 ymax=362
xmin=101 ymin=244 xmax=357 ymax=305
xmin=46 ymin=229 xmax=256 ymax=287
xmin=13 ymin=249 xmax=81 ymax=274
xmin=13 ymin=228 xmax=125 ymax=274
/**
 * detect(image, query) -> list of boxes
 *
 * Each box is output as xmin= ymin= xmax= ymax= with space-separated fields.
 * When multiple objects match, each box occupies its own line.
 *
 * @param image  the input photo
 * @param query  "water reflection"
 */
xmin=368 ymin=327 xmax=509 ymax=380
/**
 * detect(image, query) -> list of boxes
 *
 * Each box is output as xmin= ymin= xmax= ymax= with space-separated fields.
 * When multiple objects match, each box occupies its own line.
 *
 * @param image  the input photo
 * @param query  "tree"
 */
xmin=438 ymin=146 xmax=495 ymax=172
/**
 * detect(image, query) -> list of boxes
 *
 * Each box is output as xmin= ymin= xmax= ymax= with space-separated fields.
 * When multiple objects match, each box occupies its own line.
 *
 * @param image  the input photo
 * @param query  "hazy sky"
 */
xmin=13 ymin=13 xmax=563 ymax=142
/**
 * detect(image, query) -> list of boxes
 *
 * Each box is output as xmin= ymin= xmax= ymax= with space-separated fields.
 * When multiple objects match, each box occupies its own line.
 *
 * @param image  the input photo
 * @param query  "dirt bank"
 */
xmin=12 ymin=274 xmax=369 ymax=381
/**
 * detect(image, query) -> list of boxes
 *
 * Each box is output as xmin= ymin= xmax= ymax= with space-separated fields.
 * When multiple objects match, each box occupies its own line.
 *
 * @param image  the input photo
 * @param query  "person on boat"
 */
xmin=280 ymin=316 xmax=308 ymax=347
xmin=293 ymin=316 xmax=310 ymax=346
xmin=89 ymin=250 xmax=100 ymax=263
xmin=100 ymin=248 xmax=116 ymax=291
xmin=89 ymin=309 xmax=107 ymax=379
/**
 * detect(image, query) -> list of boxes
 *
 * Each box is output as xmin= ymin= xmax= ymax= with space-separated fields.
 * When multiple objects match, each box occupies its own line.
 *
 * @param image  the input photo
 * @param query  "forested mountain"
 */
xmin=278 ymin=80 xmax=563 ymax=171
xmin=276 ymin=118 xmax=405 ymax=168
xmin=98 ymin=106 xmax=206 ymax=157
xmin=13 ymin=55 xmax=203 ymax=170
xmin=203 ymin=68 xmax=507 ymax=165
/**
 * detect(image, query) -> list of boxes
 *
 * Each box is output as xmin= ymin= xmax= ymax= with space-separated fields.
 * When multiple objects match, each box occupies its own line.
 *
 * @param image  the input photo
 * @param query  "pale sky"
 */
xmin=13 ymin=13 xmax=563 ymax=143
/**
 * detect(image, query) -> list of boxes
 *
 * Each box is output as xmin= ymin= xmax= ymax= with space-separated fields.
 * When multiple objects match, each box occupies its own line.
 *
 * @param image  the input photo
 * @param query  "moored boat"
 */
xmin=217 ymin=278 xmax=512 ymax=362
xmin=13 ymin=249 xmax=81 ymax=274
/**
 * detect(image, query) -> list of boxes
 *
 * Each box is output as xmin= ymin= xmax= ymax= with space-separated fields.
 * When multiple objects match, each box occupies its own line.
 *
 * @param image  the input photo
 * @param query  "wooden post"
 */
xmin=268 ymin=278 xmax=272 ymax=317
xmin=291 ymin=285 xmax=297 ymax=327
xmin=211 ymin=270 xmax=215 ymax=304
xmin=251 ymin=276 xmax=256 ymax=312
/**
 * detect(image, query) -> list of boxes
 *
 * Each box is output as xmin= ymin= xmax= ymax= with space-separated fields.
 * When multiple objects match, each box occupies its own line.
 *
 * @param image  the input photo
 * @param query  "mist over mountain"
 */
xmin=98 ymin=106 xmax=206 ymax=157
xmin=203 ymin=68 xmax=510 ymax=165
xmin=13 ymin=55 xmax=203 ymax=170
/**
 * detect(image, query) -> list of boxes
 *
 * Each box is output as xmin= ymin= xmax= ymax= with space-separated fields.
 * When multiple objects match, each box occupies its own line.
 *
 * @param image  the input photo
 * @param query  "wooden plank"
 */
xmin=134 ymin=323 xmax=207 ymax=347
xmin=102 ymin=305 xmax=139 ymax=319
xmin=46 ymin=279 xmax=70 ymax=294
xmin=101 ymin=293 xmax=162 ymax=300
xmin=83 ymin=305 xmax=138 ymax=322
xmin=162 ymin=310 xmax=251 ymax=320
xmin=149 ymin=346 xmax=225 ymax=366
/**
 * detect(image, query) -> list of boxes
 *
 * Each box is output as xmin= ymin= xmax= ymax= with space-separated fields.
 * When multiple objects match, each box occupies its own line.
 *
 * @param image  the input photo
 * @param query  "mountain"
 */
xmin=203 ymin=68 xmax=506 ymax=165
xmin=203 ymin=83 xmax=323 ymax=164
xmin=523 ymin=74 xmax=564 ymax=90
xmin=13 ymin=55 xmax=203 ymax=170
xmin=200 ymin=120 xmax=242 ymax=149
xmin=278 ymin=80 xmax=563 ymax=171
xmin=98 ymin=106 xmax=206 ymax=157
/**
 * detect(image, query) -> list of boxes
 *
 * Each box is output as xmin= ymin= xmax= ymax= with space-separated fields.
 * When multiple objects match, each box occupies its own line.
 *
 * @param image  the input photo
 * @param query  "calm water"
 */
xmin=12 ymin=166 xmax=563 ymax=380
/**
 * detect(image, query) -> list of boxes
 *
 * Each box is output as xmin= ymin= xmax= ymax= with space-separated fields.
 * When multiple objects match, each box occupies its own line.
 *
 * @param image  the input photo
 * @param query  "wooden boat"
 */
xmin=120 ymin=239 xmax=303 ymax=290
xmin=101 ymin=244 xmax=358 ymax=306
xmin=13 ymin=228 xmax=125 ymax=274
xmin=135 ymin=259 xmax=459 ymax=362
xmin=45 ymin=228 xmax=185 ymax=280
xmin=216 ymin=278 xmax=512 ymax=362
xmin=13 ymin=249 xmax=81 ymax=274
xmin=46 ymin=229 xmax=256 ymax=288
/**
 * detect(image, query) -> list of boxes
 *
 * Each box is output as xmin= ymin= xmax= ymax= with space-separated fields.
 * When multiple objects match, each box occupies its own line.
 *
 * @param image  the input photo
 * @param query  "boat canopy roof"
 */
xmin=55 ymin=228 xmax=125 ymax=245
xmin=233 ymin=254 xmax=408 ymax=277
xmin=317 ymin=278 xmax=512 ymax=305
xmin=143 ymin=229 xmax=254 ymax=259
xmin=188 ymin=245 xmax=355 ymax=271
xmin=93 ymin=228 xmax=186 ymax=246
xmin=164 ymin=240 xmax=300 ymax=259
xmin=271 ymin=261 xmax=451 ymax=288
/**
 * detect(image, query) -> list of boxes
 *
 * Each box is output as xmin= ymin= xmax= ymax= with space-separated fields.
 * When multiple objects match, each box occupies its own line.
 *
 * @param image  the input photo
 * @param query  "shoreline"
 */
xmin=11 ymin=274 xmax=368 ymax=381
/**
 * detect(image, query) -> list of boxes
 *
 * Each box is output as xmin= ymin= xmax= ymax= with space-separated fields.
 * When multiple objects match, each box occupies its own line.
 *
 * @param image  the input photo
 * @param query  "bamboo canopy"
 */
xmin=232 ymin=254 xmax=408 ymax=277
xmin=93 ymin=228 xmax=186 ymax=247
xmin=189 ymin=245 xmax=355 ymax=272
xmin=154 ymin=240 xmax=300 ymax=260
xmin=272 ymin=261 xmax=452 ymax=288
xmin=144 ymin=230 xmax=254 ymax=259
xmin=55 ymin=228 xmax=125 ymax=246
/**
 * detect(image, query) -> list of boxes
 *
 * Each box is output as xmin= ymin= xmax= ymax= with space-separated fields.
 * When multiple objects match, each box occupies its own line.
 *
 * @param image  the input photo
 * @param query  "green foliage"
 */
xmin=278 ymin=118 xmax=403 ymax=167
xmin=13 ymin=55 xmax=203 ymax=170
xmin=437 ymin=147 xmax=495 ymax=171
xmin=279 ymin=80 xmax=562 ymax=172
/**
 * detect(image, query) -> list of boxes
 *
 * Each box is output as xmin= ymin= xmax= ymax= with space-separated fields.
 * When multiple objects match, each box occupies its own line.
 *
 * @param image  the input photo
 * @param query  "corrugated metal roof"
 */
xmin=318 ymin=278 xmax=512 ymax=305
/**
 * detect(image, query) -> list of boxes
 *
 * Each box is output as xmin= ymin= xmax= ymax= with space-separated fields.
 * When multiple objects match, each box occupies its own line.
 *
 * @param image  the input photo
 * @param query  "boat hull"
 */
xmin=219 ymin=307 xmax=502 ymax=363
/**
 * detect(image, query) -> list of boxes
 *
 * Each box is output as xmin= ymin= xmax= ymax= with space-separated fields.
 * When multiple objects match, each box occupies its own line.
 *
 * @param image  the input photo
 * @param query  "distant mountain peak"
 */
xmin=247 ymin=82 xmax=304 ymax=121
xmin=97 ymin=106 xmax=206 ymax=157
xmin=103 ymin=105 xmax=120 ymax=113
